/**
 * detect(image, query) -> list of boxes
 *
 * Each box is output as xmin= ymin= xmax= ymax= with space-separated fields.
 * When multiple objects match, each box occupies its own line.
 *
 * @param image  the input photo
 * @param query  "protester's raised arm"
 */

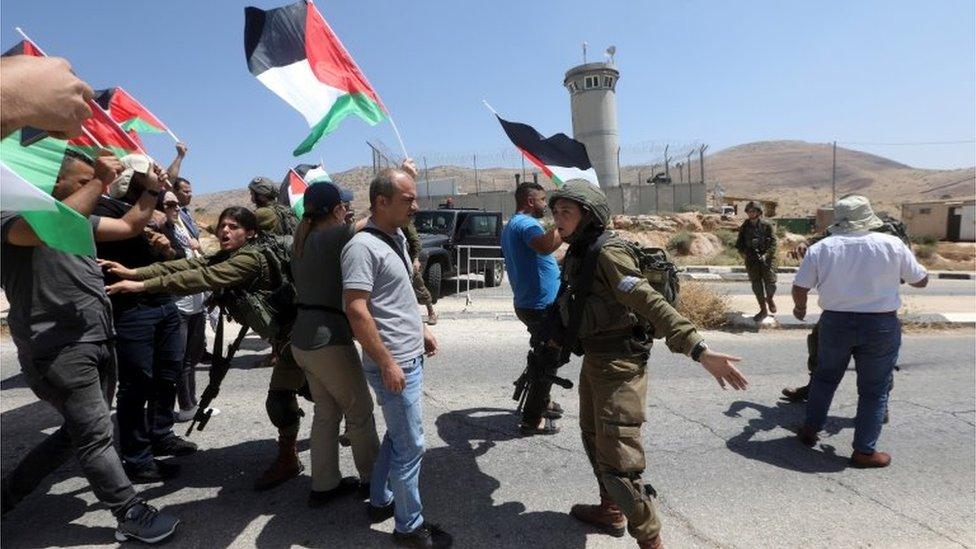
xmin=166 ymin=142 xmax=187 ymax=183
xmin=0 ymin=55 xmax=93 ymax=139
xmin=95 ymin=166 xmax=163 ymax=242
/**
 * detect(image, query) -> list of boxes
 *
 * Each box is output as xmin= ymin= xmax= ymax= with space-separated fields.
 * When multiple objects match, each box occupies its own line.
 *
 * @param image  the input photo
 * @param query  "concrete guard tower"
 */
xmin=564 ymin=57 xmax=620 ymax=189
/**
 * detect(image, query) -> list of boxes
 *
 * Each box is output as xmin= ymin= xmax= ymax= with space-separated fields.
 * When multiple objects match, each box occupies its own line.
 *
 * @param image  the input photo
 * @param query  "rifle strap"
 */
xmin=361 ymin=227 xmax=411 ymax=275
xmin=559 ymin=233 xmax=611 ymax=363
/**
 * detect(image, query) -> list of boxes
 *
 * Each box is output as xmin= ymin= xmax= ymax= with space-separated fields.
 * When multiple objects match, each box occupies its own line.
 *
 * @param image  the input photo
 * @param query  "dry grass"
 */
xmin=676 ymin=280 xmax=731 ymax=329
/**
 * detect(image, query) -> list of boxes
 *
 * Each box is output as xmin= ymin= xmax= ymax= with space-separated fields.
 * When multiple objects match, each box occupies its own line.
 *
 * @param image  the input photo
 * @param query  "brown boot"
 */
xmin=850 ymin=450 xmax=891 ymax=468
xmin=766 ymin=297 xmax=777 ymax=314
xmin=570 ymin=491 xmax=627 ymax=537
xmin=254 ymin=434 xmax=304 ymax=491
xmin=637 ymin=535 xmax=664 ymax=549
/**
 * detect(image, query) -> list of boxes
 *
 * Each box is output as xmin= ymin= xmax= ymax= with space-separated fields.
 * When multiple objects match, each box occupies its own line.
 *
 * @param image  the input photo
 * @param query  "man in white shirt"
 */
xmin=792 ymin=195 xmax=928 ymax=468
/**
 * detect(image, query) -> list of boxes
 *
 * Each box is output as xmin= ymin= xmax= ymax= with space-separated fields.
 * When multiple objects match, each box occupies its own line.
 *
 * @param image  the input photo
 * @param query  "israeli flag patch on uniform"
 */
xmin=617 ymin=276 xmax=642 ymax=293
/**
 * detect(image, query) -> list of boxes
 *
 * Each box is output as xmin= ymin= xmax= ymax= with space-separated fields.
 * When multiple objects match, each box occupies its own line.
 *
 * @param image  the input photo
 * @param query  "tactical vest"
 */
xmin=271 ymin=203 xmax=299 ymax=236
xmin=557 ymin=237 xmax=679 ymax=342
xmin=215 ymin=235 xmax=296 ymax=342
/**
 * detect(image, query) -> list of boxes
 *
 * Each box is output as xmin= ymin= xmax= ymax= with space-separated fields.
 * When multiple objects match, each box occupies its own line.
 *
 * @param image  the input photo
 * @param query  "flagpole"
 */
xmin=15 ymin=27 xmax=147 ymax=158
xmin=15 ymin=27 xmax=105 ymax=152
xmin=386 ymin=114 xmax=409 ymax=160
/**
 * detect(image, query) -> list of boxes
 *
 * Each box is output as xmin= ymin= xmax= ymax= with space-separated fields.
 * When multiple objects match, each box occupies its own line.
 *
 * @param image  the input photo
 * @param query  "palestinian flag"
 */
xmin=2 ymin=39 xmax=43 ymax=57
xmin=245 ymin=0 xmax=388 ymax=156
xmin=1 ymin=40 xmax=143 ymax=158
xmin=279 ymin=164 xmax=332 ymax=218
xmin=0 ymin=130 xmax=96 ymax=255
xmin=95 ymin=87 xmax=171 ymax=136
xmin=494 ymin=115 xmax=599 ymax=188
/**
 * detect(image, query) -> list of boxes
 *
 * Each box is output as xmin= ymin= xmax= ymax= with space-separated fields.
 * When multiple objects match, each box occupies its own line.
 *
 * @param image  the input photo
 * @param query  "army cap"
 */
xmin=548 ymin=179 xmax=611 ymax=228
xmin=248 ymin=176 xmax=278 ymax=197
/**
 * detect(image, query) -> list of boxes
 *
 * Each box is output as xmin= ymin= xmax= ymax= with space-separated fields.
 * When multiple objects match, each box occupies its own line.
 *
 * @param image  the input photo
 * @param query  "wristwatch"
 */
xmin=691 ymin=340 xmax=708 ymax=362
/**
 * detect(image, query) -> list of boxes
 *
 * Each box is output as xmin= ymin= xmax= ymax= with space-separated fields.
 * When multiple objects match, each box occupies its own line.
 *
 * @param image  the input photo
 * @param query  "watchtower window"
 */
xmin=568 ymin=81 xmax=579 ymax=92
xmin=603 ymin=76 xmax=613 ymax=87
xmin=584 ymin=76 xmax=598 ymax=89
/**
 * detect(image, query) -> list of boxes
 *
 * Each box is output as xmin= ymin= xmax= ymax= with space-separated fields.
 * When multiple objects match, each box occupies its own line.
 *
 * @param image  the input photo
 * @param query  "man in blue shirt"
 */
xmin=501 ymin=182 xmax=563 ymax=436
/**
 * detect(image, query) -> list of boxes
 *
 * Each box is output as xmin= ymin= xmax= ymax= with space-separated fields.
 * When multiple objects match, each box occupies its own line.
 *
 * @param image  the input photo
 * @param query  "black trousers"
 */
xmin=515 ymin=308 xmax=560 ymax=427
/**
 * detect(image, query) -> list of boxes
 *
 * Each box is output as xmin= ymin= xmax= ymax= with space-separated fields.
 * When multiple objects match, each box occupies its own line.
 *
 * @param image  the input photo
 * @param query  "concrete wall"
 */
xmin=901 ymin=200 xmax=976 ymax=241
xmin=418 ymin=182 xmax=706 ymax=219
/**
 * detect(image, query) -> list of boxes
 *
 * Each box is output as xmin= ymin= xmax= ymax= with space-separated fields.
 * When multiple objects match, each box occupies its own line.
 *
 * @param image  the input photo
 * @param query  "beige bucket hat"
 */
xmin=829 ymin=194 xmax=884 ymax=234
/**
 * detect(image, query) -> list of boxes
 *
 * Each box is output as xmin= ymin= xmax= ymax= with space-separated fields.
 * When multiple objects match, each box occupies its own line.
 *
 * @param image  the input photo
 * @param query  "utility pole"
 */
xmin=664 ymin=145 xmax=670 ymax=181
xmin=699 ymin=144 xmax=708 ymax=184
xmin=423 ymin=156 xmax=430 ymax=202
xmin=473 ymin=154 xmax=480 ymax=195
xmin=686 ymin=151 xmax=693 ymax=182
xmin=831 ymin=140 xmax=837 ymax=206
xmin=521 ymin=154 xmax=526 ymax=181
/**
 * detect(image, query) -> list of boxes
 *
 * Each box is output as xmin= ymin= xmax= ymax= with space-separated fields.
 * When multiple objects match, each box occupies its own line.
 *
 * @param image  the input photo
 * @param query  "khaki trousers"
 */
xmin=292 ymin=344 xmax=380 ymax=491
xmin=579 ymin=350 xmax=662 ymax=542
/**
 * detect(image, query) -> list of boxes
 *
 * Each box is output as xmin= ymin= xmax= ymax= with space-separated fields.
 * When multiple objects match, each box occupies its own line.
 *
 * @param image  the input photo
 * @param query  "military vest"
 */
xmin=557 ymin=237 xmax=646 ymax=341
xmin=215 ymin=235 xmax=296 ymax=342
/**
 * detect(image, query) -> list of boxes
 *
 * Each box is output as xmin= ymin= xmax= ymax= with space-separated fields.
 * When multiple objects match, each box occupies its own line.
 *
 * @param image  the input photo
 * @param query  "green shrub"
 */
xmin=911 ymin=234 xmax=938 ymax=246
xmin=914 ymin=243 xmax=937 ymax=260
xmin=667 ymin=230 xmax=693 ymax=255
xmin=714 ymin=229 xmax=738 ymax=250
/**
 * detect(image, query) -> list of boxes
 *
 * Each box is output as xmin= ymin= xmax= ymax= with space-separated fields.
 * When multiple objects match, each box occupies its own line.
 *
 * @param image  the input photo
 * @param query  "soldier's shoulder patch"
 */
xmin=617 ymin=275 xmax=642 ymax=293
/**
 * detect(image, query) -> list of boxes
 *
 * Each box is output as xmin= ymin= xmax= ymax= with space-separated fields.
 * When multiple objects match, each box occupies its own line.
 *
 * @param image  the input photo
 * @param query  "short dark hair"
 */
xmin=217 ymin=206 xmax=258 ymax=233
xmin=515 ymin=182 xmax=544 ymax=206
xmin=369 ymin=168 xmax=406 ymax=209
xmin=57 ymin=148 xmax=94 ymax=179
xmin=173 ymin=177 xmax=191 ymax=190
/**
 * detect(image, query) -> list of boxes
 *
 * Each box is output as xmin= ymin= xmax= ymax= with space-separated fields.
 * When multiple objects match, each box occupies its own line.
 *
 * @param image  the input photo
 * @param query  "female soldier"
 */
xmin=548 ymin=181 xmax=748 ymax=549
xmin=102 ymin=206 xmax=308 ymax=492
xmin=289 ymin=182 xmax=380 ymax=506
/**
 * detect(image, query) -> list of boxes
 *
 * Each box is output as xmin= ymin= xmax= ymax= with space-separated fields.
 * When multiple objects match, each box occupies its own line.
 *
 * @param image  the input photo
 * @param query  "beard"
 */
xmin=531 ymin=206 xmax=546 ymax=219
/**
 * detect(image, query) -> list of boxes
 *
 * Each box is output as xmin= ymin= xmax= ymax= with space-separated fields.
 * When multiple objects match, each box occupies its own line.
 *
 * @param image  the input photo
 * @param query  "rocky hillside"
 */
xmin=193 ymin=140 xmax=974 ymax=223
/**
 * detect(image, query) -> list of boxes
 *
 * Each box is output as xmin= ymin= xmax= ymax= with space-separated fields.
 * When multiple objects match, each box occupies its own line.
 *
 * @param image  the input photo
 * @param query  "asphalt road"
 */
xmin=713 ymin=277 xmax=976 ymax=298
xmin=1 ymin=323 xmax=974 ymax=548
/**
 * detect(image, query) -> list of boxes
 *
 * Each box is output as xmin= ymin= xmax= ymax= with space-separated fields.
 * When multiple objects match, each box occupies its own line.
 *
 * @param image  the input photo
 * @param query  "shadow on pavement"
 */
xmin=1 ymin=405 xmax=591 ymax=548
xmin=724 ymin=400 xmax=854 ymax=473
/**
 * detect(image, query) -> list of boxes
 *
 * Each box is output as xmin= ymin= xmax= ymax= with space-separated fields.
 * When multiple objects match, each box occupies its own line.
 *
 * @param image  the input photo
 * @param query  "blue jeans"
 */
xmin=805 ymin=311 xmax=900 ymax=454
xmin=362 ymin=354 xmax=425 ymax=534
xmin=114 ymin=302 xmax=184 ymax=466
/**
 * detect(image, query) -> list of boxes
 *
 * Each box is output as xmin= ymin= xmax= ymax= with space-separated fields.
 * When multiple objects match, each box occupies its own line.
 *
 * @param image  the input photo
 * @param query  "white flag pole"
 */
xmin=386 ymin=114 xmax=409 ymax=161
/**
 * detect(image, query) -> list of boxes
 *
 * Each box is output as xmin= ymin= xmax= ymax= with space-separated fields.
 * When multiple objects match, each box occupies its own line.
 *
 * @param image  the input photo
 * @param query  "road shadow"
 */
xmin=723 ymin=400 xmax=854 ymax=473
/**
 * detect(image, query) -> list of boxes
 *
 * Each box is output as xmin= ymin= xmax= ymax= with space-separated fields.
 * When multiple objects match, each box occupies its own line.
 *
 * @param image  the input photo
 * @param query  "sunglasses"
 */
xmin=163 ymin=202 xmax=180 ymax=209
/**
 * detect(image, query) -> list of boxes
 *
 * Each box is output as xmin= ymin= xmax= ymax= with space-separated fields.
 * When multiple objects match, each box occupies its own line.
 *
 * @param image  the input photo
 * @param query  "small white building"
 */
xmin=901 ymin=197 xmax=976 ymax=242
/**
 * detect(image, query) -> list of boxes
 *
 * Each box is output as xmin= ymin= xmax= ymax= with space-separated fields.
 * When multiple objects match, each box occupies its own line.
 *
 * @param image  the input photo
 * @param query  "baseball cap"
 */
xmin=303 ymin=181 xmax=352 ymax=216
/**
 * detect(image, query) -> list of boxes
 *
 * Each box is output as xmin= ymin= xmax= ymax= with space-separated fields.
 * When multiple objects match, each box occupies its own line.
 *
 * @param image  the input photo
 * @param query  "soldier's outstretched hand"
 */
xmin=699 ymin=350 xmax=748 ymax=390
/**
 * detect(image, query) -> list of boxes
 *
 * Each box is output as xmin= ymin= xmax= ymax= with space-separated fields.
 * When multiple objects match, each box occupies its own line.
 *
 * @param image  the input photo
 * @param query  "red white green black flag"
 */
xmin=244 ymin=0 xmax=388 ymax=156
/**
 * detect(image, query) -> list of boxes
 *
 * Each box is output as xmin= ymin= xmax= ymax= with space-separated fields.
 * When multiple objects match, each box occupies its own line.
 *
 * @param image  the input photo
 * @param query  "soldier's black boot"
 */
xmin=570 ymin=490 xmax=627 ymax=537
xmin=781 ymin=384 xmax=809 ymax=402
xmin=254 ymin=434 xmax=304 ymax=491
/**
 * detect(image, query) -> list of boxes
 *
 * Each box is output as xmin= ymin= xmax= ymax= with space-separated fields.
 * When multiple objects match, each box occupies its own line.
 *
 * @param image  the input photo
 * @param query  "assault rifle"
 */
xmin=186 ymin=310 xmax=249 ymax=436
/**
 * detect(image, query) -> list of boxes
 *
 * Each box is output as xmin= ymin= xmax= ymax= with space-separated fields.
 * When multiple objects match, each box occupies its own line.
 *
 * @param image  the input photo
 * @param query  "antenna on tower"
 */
xmin=582 ymin=41 xmax=588 ymax=63
xmin=605 ymin=45 xmax=616 ymax=63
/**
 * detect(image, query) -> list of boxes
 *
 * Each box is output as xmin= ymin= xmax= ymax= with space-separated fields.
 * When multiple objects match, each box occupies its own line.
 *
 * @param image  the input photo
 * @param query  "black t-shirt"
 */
xmin=93 ymin=196 xmax=173 ymax=312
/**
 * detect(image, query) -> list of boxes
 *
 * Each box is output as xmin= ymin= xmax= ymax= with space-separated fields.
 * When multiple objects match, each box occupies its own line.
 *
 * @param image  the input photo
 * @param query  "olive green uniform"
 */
xmin=558 ymin=238 xmax=704 ymax=542
xmin=255 ymin=204 xmax=298 ymax=237
xmin=133 ymin=242 xmax=305 ymax=436
xmin=735 ymin=218 xmax=778 ymax=304
xmin=404 ymin=222 xmax=433 ymax=306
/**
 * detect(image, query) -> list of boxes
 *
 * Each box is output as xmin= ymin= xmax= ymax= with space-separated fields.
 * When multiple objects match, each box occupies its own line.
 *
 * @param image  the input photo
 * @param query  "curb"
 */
xmin=680 ymin=266 xmax=975 ymax=280
xmin=723 ymin=312 xmax=976 ymax=331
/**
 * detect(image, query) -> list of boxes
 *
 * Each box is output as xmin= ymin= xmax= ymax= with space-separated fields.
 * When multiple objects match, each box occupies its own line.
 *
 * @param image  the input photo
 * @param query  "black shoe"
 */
xmin=781 ymin=384 xmax=810 ymax=403
xmin=366 ymin=500 xmax=395 ymax=523
xmin=338 ymin=433 xmax=351 ymax=447
xmin=115 ymin=500 xmax=180 ymax=543
xmin=519 ymin=417 xmax=559 ymax=437
xmin=308 ymin=477 xmax=360 ymax=508
xmin=200 ymin=351 xmax=213 ymax=365
xmin=125 ymin=460 xmax=181 ymax=484
xmin=393 ymin=522 xmax=453 ymax=548
xmin=357 ymin=481 xmax=371 ymax=500
xmin=152 ymin=436 xmax=198 ymax=457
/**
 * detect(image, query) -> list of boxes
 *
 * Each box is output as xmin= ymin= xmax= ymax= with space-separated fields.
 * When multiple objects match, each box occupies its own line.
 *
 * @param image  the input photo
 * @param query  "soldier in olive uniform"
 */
xmin=249 ymin=176 xmax=299 ymax=236
xmin=735 ymin=201 xmax=778 ymax=321
xmin=103 ymin=206 xmax=308 ymax=491
xmin=548 ymin=181 xmax=749 ymax=549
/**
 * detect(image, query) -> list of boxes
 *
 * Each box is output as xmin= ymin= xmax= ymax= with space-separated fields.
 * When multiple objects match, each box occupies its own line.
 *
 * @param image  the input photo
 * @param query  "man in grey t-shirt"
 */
xmin=342 ymin=165 xmax=452 ymax=548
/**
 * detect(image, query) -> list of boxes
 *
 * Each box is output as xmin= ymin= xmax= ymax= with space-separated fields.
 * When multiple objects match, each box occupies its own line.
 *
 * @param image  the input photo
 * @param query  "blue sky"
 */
xmin=2 ymin=0 xmax=973 ymax=194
